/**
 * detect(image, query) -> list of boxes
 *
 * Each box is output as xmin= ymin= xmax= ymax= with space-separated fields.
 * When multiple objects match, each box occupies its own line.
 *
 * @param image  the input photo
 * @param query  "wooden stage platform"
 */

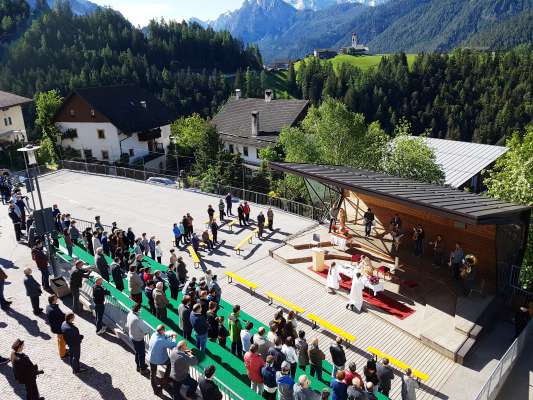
xmin=271 ymin=223 xmax=496 ymax=363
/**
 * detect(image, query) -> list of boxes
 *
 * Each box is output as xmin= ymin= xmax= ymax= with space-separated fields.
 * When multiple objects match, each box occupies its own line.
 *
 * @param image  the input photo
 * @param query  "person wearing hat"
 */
xmin=276 ymin=361 xmax=295 ymax=400
xmin=61 ymin=312 xmax=87 ymax=374
xmin=147 ymin=324 xmax=177 ymax=395
xmin=199 ymin=364 xmax=223 ymax=400
xmin=23 ymin=267 xmax=42 ymax=315
xmin=92 ymin=277 xmax=110 ymax=334
xmin=11 ymin=339 xmax=44 ymax=400
xmin=69 ymin=260 xmax=91 ymax=313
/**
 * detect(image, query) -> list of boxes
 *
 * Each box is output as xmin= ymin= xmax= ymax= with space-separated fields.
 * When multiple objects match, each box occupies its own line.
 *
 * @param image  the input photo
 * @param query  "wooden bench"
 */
xmin=187 ymin=245 xmax=201 ymax=268
xmin=307 ymin=313 xmax=356 ymax=342
xmin=265 ymin=291 xmax=305 ymax=314
xmin=234 ymin=233 xmax=254 ymax=255
xmin=227 ymin=220 xmax=238 ymax=232
xmin=367 ymin=346 xmax=429 ymax=381
xmin=225 ymin=271 xmax=258 ymax=294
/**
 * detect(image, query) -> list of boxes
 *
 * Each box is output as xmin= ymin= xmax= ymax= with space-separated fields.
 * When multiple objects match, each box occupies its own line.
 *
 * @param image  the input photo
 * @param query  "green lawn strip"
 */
xmin=56 ymin=241 xmax=262 ymax=400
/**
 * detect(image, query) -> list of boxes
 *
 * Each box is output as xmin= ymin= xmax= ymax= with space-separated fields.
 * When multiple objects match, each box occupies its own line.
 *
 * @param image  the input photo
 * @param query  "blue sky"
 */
xmin=92 ymin=0 xmax=244 ymax=26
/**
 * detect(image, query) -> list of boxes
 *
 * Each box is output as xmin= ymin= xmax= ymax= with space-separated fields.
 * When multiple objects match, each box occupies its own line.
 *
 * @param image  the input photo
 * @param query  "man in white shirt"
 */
xmin=241 ymin=321 xmax=253 ymax=353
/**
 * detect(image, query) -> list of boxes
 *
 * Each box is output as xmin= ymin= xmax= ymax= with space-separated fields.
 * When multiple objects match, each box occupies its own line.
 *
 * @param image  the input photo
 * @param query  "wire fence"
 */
xmin=473 ymin=318 xmax=532 ymax=400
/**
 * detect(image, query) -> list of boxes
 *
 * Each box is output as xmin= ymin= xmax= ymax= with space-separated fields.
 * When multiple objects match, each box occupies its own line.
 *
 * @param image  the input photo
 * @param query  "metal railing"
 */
xmin=473 ymin=319 xmax=532 ymax=400
xmin=59 ymin=159 xmax=327 ymax=221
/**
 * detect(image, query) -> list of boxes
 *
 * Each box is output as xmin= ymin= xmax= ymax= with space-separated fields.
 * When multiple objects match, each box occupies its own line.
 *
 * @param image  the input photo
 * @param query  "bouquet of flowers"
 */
xmin=368 ymin=275 xmax=380 ymax=285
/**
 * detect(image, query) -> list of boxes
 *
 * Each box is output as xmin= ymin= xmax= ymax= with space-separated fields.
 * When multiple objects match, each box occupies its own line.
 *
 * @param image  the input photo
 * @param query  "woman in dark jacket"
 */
xmin=11 ymin=339 xmax=44 ymax=400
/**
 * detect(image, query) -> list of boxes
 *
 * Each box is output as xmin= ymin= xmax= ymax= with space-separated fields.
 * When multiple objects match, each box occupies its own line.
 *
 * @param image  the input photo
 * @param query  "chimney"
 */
xmin=140 ymin=100 xmax=147 ymax=109
xmin=264 ymin=89 xmax=273 ymax=103
xmin=251 ymin=111 xmax=259 ymax=137
xmin=235 ymin=89 xmax=241 ymax=100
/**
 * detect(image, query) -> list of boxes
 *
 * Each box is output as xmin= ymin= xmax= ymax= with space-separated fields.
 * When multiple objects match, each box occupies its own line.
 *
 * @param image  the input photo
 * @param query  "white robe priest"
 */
xmin=347 ymin=272 xmax=365 ymax=312
xmin=326 ymin=262 xmax=340 ymax=293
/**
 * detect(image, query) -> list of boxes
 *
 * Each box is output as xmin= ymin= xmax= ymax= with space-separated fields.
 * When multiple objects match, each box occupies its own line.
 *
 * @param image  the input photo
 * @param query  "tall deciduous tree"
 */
xmin=485 ymin=129 xmax=533 ymax=289
xmin=35 ymin=89 xmax=62 ymax=164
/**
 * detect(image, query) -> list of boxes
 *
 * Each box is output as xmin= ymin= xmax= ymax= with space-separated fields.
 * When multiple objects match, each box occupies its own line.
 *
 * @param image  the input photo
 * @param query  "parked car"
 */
xmin=145 ymin=177 xmax=178 ymax=187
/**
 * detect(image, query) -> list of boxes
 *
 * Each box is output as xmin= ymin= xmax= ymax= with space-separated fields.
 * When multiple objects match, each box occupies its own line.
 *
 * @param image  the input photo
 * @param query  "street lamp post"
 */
xmin=13 ymin=130 xmax=37 ymax=210
xmin=17 ymin=144 xmax=57 ymax=277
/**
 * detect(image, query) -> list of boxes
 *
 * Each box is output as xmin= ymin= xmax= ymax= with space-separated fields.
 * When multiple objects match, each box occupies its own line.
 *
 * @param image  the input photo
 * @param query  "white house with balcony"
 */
xmin=211 ymin=89 xmax=309 ymax=165
xmin=53 ymin=85 xmax=173 ymax=168
xmin=0 ymin=90 xmax=32 ymax=144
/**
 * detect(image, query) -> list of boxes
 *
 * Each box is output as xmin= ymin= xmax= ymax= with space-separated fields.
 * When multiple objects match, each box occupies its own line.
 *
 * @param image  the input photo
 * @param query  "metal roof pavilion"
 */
xmin=418 ymin=137 xmax=508 ymax=188
xmin=269 ymin=162 xmax=531 ymax=225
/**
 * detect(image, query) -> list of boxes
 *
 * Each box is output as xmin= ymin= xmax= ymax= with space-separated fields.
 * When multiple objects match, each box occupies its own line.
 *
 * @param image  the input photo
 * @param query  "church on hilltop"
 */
xmin=340 ymin=32 xmax=369 ymax=55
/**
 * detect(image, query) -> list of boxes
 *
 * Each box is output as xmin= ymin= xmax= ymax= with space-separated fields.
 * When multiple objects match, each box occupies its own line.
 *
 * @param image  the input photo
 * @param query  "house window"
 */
xmin=129 ymin=148 xmax=135 ymax=156
xmin=228 ymin=144 xmax=234 ymax=153
xmin=256 ymin=148 xmax=261 ymax=159
xmin=4 ymin=117 xmax=12 ymax=126
xmin=83 ymin=149 xmax=93 ymax=159
xmin=101 ymin=150 xmax=109 ymax=160
xmin=243 ymin=146 xmax=249 ymax=157
xmin=97 ymin=129 xmax=105 ymax=139
xmin=69 ymin=109 xmax=75 ymax=117
xmin=90 ymin=109 xmax=96 ymax=118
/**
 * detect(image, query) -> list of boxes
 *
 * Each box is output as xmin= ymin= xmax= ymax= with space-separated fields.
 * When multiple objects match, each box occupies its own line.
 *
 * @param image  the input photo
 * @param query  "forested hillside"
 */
xmin=275 ymin=47 xmax=533 ymax=145
xmin=0 ymin=0 xmax=31 ymax=45
xmin=0 ymin=2 xmax=262 ymax=120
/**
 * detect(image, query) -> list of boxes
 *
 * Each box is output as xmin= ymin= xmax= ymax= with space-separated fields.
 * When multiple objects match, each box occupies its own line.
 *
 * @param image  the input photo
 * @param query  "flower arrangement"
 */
xmin=368 ymin=276 xmax=380 ymax=285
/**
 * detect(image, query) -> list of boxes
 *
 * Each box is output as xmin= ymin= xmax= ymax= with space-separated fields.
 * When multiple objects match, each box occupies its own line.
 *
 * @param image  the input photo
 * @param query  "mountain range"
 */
xmin=26 ymin=0 xmax=99 ymax=15
xmin=202 ymin=0 xmax=533 ymax=62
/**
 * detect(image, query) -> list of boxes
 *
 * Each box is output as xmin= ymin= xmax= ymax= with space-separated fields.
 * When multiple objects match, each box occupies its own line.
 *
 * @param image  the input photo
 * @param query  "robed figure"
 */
xmin=326 ymin=262 xmax=340 ymax=294
xmin=347 ymin=272 xmax=365 ymax=312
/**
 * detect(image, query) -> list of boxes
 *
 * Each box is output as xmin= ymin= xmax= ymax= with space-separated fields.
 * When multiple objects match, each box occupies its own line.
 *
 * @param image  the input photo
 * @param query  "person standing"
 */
xmin=169 ymin=340 xmax=199 ymax=400
xmin=61 ymin=312 xmax=87 ymax=374
xmin=347 ymin=272 xmax=365 ymax=312
xmin=261 ymin=355 xmax=278 ymax=400
xmin=331 ymin=370 xmax=348 ymax=400
xmin=276 ymin=361 xmax=295 ymax=400
xmin=148 ymin=236 xmax=156 ymax=260
xmin=281 ymin=336 xmax=298 ymax=378
xmin=92 ymin=230 xmax=102 ymax=254
xmin=63 ymin=228 xmax=73 ymax=257
xmin=126 ymin=303 xmax=150 ymax=373
xmin=413 ymin=224 xmax=425 ymax=257
xmin=45 ymin=295 xmax=67 ymax=359
xmin=0 ymin=265 xmax=12 ymax=310
xmin=294 ymin=375 xmax=315 ymax=400
xmin=23 ymin=268 xmax=42 ymax=315
xmin=401 ymin=368 xmax=419 ymax=400
xmin=155 ymin=240 xmax=163 ymax=264
xmin=172 ymin=223 xmax=182 ymax=247
xmin=11 ymin=339 xmax=44 ymax=400
xmin=295 ymin=330 xmax=309 ymax=372
xmin=257 ymin=211 xmax=266 ymax=239
xmin=92 ymin=277 xmax=110 ymax=334
xmin=210 ymin=219 xmax=219 ymax=244
xmin=364 ymin=359 xmax=379 ymax=387
xmin=225 ymin=193 xmax=232 ymax=216
xmin=147 ymin=325 xmax=177 ymax=395
xmin=328 ymin=206 xmax=338 ymax=233
xmin=449 ymin=243 xmax=465 ymax=280
xmin=218 ymin=199 xmax=226 ymax=222
xmin=199 ymin=365 xmax=223 ymax=400
xmin=110 ymin=258 xmax=124 ymax=292
xmin=68 ymin=220 xmax=81 ymax=246
xmin=376 ymin=358 xmax=394 ymax=397
xmin=128 ymin=265 xmax=143 ymax=303
xmin=141 ymin=233 xmax=149 ymax=256
xmin=100 ymin=231 xmax=110 ymax=256
xmin=363 ymin=208 xmax=374 ymax=237
xmin=190 ymin=303 xmax=209 ymax=351
xmin=429 ymin=234 xmax=444 ymax=268
xmin=326 ymin=262 xmax=340 ymax=294
xmin=329 ymin=337 xmax=346 ymax=378
xmin=308 ymin=338 xmax=325 ymax=382
xmin=167 ymin=264 xmax=180 ymax=300
xmin=69 ymin=260 xmax=91 ymax=313
xmin=245 ymin=343 xmax=266 ymax=394
xmin=267 ymin=207 xmax=274 ymax=231
xmin=207 ymin=204 xmax=215 ymax=224
xmin=243 ymin=201 xmax=251 ymax=224
xmin=178 ymin=295 xmax=193 ymax=340
xmin=229 ymin=304 xmax=243 ymax=358
xmin=8 ymin=203 xmax=23 ymax=242
xmin=154 ymin=281 xmax=169 ymax=321
xmin=31 ymin=240 xmax=50 ymax=291
xmin=94 ymin=215 xmax=103 ymax=231
xmin=241 ymin=321 xmax=253 ymax=353
xmin=237 ymin=203 xmax=246 ymax=226
xmin=95 ymin=248 xmax=110 ymax=282
xmin=253 ymin=327 xmax=272 ymax=360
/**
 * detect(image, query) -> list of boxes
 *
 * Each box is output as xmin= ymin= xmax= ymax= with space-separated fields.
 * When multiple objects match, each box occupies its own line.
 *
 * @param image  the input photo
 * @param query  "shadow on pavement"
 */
xmin=74 ymin=366 xmax=128 ymax=400
xmin=0 ymin=363 xmax=26 ymax=399
xmin=5 ymin=307 xmax=51 ymax=340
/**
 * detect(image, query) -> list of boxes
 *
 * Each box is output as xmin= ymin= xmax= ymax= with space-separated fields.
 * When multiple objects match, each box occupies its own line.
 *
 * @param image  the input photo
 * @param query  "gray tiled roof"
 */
xmin=420 ymin=138 xmax=509 ymax=188
xmin=219 ymin=133 xmax=278 ymax=148
xmin=211 ymin=97 xmax=309 ymax=140
xmin=0 ymin=90 xmax=32 ymax=108
xmin=270 ymin=162 xmax=531 ymax=225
